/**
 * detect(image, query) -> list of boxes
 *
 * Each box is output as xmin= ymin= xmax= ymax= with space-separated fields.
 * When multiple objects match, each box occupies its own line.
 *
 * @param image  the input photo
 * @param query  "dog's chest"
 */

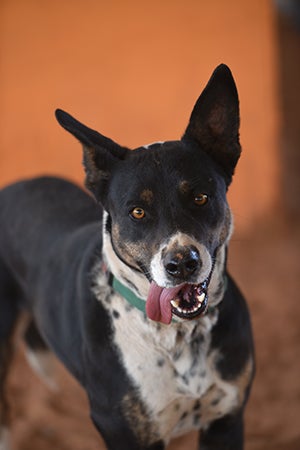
xmin=99 ymin=288 xmax=239 ymax=441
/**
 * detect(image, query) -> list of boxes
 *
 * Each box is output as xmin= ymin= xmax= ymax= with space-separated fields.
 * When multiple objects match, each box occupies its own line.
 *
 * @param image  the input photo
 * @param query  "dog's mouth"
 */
xmin=171 ymin=282 xmax=208 ymax=319
xmin=146 ymin=279 xmax=209 ymax=325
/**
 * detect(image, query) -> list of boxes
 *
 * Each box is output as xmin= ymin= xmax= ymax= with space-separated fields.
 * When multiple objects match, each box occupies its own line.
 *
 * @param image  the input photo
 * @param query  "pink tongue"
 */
xmin=146 ymin=282 xmax=183 ymax=325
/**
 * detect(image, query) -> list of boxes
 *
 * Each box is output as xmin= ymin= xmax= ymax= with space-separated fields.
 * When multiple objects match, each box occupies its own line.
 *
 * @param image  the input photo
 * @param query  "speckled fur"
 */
xmin=92 ymin=258 xmax=248 ymax=446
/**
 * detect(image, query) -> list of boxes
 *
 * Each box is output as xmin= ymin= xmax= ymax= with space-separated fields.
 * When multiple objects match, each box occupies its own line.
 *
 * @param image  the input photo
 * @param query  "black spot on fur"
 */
xmin=113 ymin=310 xmax=120 ymax=319
xmin=180 ymin=411 xmax=188 ymax=421
xmin=211 ymin=397 xmax=221 ymax=406
xmin=193 ymin=413 xmax=201 ymax=426
xmin=181 ymin=374 xmax=190 ymax=385
xmin=157 ymin=358 xmax=165 ymax=367
xmin=173 ymin=349 xmax=183 ymax=361
xmin=193 ymin=400 xmax=201 ymax=411
xmin=189 ymin=335 xmax=205 ymax=374
xmin=210 ymin=387 xmax=225 ymax=407
xmin=194 ymin=334 xmax=205 ymax=347
xmin=176 ymin=330 xmax=184 ymax=340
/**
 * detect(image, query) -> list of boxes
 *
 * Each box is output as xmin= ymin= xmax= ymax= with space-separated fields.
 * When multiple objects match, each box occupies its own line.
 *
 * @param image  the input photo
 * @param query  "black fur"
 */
xmin=0 ymin=64 xmax=254 ymax=449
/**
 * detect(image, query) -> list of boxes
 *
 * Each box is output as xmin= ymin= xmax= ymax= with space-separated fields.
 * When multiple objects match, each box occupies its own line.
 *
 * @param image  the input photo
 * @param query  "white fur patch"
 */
xmin=93 ymin=277 xmax=239 ymax=444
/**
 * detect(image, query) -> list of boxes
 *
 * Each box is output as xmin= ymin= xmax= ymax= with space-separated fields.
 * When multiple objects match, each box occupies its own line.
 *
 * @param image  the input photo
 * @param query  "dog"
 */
xmin=0 ymin=64 xmax=254 ymax=450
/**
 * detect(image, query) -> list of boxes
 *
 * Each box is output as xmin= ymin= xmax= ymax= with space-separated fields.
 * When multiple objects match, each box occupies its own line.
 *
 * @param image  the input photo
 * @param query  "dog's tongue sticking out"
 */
xmin=146 ymin=282 xmax=183 ymax=324
xmin=146 ymin=281 xmax=208 ymax=324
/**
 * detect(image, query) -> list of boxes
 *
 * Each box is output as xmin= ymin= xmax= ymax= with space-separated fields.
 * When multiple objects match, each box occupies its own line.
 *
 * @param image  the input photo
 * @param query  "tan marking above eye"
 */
xmin=130 ymin=207 xmax=145 ymax=220
xmin=194 ymin=193 xmax=208 ymax=206
xmin=140 ymin=189 xmax=154 ymax=204
xmin=179 ymin=180 xmax=190 ymax=194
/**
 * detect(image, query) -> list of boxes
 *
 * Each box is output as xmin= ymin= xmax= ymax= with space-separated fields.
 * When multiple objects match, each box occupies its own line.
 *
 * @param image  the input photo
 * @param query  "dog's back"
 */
xmin=0 ymin=177 xmax=103 ymax=375
xmin=0 ymin=176 xmax=101 ymax=283
xmin=0 ymin=176 xmax=100 ymax=256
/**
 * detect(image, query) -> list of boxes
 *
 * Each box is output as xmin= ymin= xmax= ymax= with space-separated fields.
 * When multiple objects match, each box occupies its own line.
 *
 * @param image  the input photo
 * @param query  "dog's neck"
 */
xmin=102 ymin=211 xmax=228 ymax=313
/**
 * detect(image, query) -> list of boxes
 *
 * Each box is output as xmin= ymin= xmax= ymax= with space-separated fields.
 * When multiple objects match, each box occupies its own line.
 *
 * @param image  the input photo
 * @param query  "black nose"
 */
xmin=164 ymin=247 xmax=201 ymax=280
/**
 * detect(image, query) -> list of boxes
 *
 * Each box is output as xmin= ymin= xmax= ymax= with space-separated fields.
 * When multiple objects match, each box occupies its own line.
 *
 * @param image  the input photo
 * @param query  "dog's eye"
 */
xmin=194 ymin=193 xmax=208 ymax=206
xmin=130 ymin=207 xmax=145 ymax=220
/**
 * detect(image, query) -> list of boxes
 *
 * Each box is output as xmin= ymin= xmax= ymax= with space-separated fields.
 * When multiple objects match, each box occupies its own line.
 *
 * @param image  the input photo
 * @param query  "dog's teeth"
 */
xmin=197 ymin=293 xmax=206 ymax=304
xmin=171 ymin=292 xmax=206 ymax=316
xmin=171 ymin=299 xmax=180 ymax=308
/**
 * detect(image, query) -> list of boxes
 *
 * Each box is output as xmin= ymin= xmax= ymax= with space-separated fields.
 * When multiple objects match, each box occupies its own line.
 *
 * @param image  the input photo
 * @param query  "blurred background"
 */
xmin=0 ymin=0 xmax=299 ymax=449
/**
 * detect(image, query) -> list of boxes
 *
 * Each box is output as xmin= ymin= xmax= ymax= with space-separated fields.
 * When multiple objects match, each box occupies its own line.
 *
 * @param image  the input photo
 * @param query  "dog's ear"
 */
xmin=182 ymin=64 xmax=241 ymax=184
xmin=55 ymin=109 xmax=129 ymax=200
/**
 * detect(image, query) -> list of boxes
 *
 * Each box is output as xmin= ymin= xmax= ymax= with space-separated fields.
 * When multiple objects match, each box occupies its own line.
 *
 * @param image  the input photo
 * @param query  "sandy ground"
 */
xmin=4 ymin=217 xmax=300 ymax=450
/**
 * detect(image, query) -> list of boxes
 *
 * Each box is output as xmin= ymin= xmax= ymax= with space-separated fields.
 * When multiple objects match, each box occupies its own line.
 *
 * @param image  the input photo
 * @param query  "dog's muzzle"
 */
xmin=146 ymin=259 xmax=215 ymax=325
xmin=146 ymin=237 xmax=216 ymax=324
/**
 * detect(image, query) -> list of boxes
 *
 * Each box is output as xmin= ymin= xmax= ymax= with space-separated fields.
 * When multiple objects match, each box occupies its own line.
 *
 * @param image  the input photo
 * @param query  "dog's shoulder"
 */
xmin=0 ymin=176 xmax=102 ymax=271
xmin=211 ymin=275 xmax=254 ymax=376
xmin=208 ymin=274 xmax=255 ymax=411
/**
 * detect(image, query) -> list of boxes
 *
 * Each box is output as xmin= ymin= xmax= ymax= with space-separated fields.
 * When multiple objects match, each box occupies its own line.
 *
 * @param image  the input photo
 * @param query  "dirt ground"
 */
xmin=5 ymin=218 xmax=300 ymax=450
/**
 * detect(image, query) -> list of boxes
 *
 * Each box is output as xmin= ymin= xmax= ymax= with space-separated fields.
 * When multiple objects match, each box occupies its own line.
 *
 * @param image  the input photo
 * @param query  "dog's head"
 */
xmin=56 ymin=64 xmax=240 ymax=324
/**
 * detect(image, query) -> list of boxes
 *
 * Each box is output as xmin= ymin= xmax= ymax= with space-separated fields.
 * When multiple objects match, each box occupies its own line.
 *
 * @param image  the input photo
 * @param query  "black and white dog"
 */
xmin=0 ymin=64 xmax=254 ymax=450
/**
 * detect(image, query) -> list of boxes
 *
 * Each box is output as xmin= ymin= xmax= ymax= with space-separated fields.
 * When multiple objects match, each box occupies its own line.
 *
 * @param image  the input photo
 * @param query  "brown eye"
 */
xmin=194 ymin=193 xmax=208 ymax=206
xmin=130 ymin=207 xmax=145 ymax=220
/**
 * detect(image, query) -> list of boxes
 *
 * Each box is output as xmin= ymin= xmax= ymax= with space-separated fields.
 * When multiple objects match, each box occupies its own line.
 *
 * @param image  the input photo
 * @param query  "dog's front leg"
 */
xmin=199 ymin=411 xmax=244 ymax=450
xmin=89 ymin=399 xmax=165 ymax=450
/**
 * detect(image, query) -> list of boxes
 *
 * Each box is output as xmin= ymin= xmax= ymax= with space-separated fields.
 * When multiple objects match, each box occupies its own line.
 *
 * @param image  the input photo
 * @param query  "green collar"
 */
xmin=112 ymin=276 xmax=178 ymax=323
xmin=111 ymin=276 xmax=221 ymax=318
xmin=112 ymin=276 xmax=146 ymax=313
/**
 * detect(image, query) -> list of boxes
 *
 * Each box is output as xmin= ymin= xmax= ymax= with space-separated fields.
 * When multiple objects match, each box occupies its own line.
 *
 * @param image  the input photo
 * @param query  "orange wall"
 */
xmin=0 ymin=0 xmax=279 ymax=233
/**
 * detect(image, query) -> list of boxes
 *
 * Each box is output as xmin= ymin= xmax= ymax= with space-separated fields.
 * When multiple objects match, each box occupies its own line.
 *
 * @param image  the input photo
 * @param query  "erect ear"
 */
xmin=55 ymin=109 xmax=129 ymax=200
xmin=182 ymin=64 xmax=241 ymax=184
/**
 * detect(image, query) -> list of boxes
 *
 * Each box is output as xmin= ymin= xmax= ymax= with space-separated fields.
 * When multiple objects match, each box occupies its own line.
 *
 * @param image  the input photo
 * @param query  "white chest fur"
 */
xmin=95 ymin=280 xmax=240 ymax=444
